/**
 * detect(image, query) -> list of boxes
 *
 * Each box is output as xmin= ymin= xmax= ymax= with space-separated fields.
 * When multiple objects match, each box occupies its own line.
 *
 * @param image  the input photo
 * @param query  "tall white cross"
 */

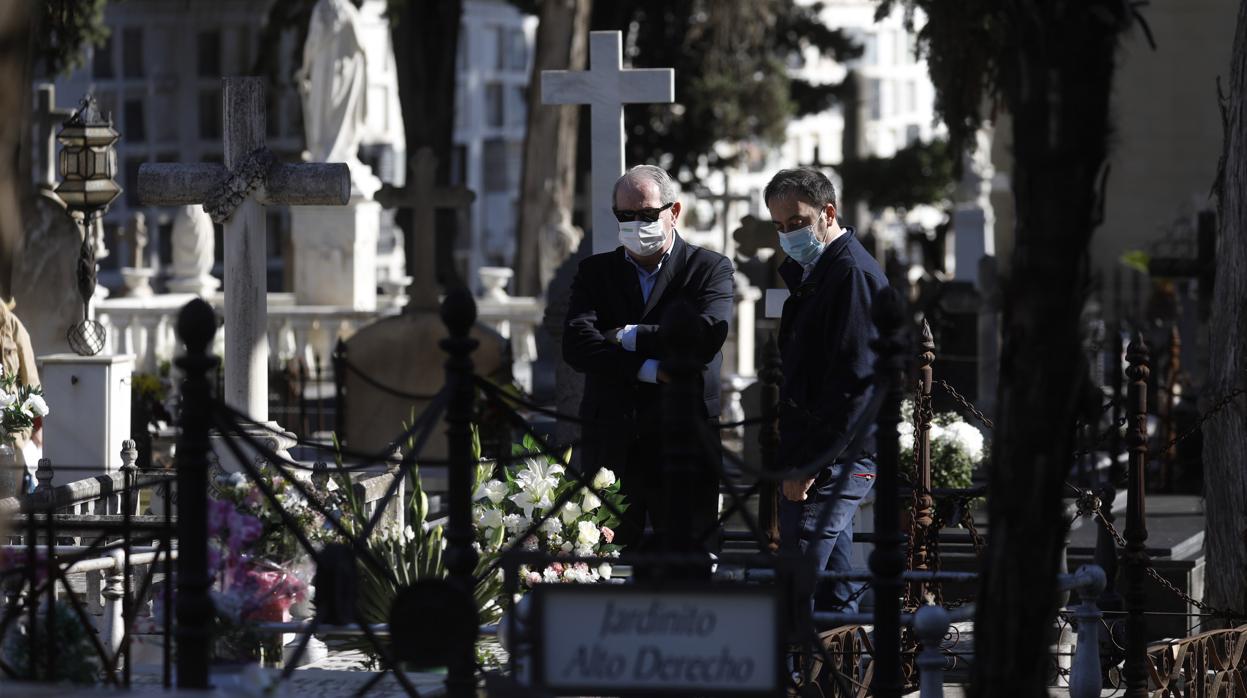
xmin=542 ymin=31 xmax=675 ymax=254
xmin=138 ymin=78 xmax=349 ymax=421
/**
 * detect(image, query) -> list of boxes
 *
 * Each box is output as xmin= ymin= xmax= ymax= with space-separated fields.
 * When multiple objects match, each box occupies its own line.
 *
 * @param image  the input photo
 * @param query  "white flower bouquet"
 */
xmin=0 ymin=365 xmax=48 ymax=445
xmin=473 ymin=434 xmax=626 ymax=587
xmin=899 ymin=398 xmax=986 ymax=490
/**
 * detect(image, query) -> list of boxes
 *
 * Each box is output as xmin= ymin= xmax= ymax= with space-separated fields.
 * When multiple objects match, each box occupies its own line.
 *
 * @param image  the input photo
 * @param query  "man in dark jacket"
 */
xmin=563 ymin=165 xmax=734 ymax=552
xmin=765 ymin=168 xmax=888 ymax=613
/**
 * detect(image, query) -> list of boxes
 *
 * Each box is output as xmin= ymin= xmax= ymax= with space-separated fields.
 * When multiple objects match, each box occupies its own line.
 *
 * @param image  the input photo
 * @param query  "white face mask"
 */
xmin=618 ymin=220 xmax=666 ymax=257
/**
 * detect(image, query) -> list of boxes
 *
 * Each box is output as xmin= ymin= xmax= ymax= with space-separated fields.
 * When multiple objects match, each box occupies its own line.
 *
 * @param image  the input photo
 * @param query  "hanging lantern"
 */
xmin=53 ymin=96 xmax=121 ymax=356
xmin=54 ymin=96 xmax=122 ymax=214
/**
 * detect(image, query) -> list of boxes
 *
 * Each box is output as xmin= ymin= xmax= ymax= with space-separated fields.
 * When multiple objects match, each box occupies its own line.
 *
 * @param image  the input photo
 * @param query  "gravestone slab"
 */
xmin=340 ymin=312 xmax=508 ymax=480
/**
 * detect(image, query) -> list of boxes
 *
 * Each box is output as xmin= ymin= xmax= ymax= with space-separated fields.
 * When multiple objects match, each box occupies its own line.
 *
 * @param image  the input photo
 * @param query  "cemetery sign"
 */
xmin=533 ymin=585 xmax=780 ymax=695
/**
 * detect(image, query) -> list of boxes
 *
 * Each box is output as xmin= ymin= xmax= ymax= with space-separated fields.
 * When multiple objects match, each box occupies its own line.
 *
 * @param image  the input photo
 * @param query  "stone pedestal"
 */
xmin=37 ymin=353 xmax=134 ymax=486
xmin=210 ymin=423 xmax=298 ymax=475
xmin=290 ymin=201 xmax=380 ymax=311
xmin=120 ymin=267 xmax=155 ymax=298
xmin=952 ymin=206 xmax=993 ymax=285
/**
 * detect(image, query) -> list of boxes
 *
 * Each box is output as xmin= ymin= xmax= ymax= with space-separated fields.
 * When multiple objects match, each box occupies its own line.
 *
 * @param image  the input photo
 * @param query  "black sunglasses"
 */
xmin=613 ymin=201 xmax=674 ymax=223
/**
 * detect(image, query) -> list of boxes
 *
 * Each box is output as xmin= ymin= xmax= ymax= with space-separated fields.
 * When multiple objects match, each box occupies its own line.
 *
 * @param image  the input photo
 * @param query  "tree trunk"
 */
xmin=514 ymin=0 xmax=590 ymax=297
xmin=1204 ymin=0 xmax=1247 ymax=623
xmin=0 ymin=0 xmax=32 ymax=299
xmin=389 ymin=0 xmax=463 ymax=291
xmin=969 ymin=2 xmax=1130 ymax=696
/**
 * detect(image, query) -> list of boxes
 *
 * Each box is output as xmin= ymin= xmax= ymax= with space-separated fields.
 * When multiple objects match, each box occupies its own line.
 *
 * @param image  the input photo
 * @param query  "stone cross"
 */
xmin=375 ymin=147 xmax=475 ymax=311
xmin=542 ymin=30 xmax=674 ymax=254
xmin=699 ymin=175 xmax=753 ymax=262
xmin=32 ymin=84 xmax=72 ymax=189
xmin=138 ymin=77 xmax=349 ymax=421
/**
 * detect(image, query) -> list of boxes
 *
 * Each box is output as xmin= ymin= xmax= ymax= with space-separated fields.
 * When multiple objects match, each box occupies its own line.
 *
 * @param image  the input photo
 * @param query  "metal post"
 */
xmin=758 ymin=333 xmax=782 ymax=552
xmin=913 ymin=604 xmax=951 ymax=698
xmin=1123 ymin=334 xmax=1150 ymax=698
xmin=439 ymin=287 xmax=481 ymax=698
xmin=870 ymin=287 xmax=908 ymax=698
xmin=1161 ymin=325 xmax=1181 ymax=490
xmin=172 ymin=298 xmax=218 ymax=688
xmin=911 ymin=320 xmax=935 ymax=600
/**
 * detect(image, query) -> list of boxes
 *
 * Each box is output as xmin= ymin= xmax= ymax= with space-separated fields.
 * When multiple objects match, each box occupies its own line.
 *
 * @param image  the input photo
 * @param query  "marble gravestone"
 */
xmin=542 ymin=31 xmax=674 ymax=255
xmin=290 ymin=0 xmax=382 ymax=311
xmin=138 ymin=77 xmax=350 ymax=465
xmin=340 ymin=314 xmax=509 ymax=471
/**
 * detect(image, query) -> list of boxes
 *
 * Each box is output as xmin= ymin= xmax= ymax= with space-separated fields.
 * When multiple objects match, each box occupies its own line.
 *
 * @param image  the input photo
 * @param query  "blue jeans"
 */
xmin=779 ymin=458 xmax=876 ymax=614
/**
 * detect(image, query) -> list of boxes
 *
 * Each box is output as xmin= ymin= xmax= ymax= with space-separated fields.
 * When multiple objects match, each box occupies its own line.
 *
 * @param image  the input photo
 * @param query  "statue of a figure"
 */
xmin=167 ymin=205 xmax=220 ymax=297
xmin=298 ymin=0 xmax=381 ymax=199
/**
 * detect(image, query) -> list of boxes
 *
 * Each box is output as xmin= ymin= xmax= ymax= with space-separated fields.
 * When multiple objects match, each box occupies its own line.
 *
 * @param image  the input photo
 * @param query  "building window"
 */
xmin=124 ymin=99 xmax=146 ymax=141
xmin=122 ymin=27 xmax=144 ymax=78
xmin=906 ymin=124 xmax=921 ymax=145
xmin=199 ymin=89 xmax=222 ymax=140
xmin=483 ymin=138 xmax=509 ymax=192
xmin=485 ymin=82 xmax=505 ymax=128
xmin=860 ymin=33 xmax=877 ymax=66
xmin=198 ymin=30 xmax=221 ymax=78
xmin=505 ymin=28 xmax=527 ymax=72
xmin=904 ymin=80 xmax=917 ymax=114
xmin=867 ymin=79 xmax=881 ymax=120
xmin=507 ymin=86 xmax=526 ymax=128
xmin=92 ymin=35 xmax=115 ymax=79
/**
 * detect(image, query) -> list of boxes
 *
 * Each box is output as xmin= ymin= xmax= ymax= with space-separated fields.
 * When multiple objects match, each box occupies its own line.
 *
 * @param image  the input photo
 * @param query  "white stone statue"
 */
xmin=167 ymin=204 xmax=220 ymax=297
xmin=298 ymin=0 xmax=381 ymax=199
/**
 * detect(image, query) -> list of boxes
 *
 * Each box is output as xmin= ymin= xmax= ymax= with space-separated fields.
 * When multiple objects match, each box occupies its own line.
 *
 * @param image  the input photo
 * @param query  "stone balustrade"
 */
xmin=95 ymin=286 xmax=544 ymax=388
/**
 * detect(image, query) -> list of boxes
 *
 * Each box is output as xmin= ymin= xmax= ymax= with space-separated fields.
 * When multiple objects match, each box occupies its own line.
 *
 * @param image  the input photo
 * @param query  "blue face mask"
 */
xmin=778 ymin=216 xmax=826 ymax=265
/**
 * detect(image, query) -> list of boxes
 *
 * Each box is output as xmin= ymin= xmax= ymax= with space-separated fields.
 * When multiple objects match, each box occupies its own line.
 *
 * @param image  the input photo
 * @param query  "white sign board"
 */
xmin=534 ymin=586 xmax=780 ymax=696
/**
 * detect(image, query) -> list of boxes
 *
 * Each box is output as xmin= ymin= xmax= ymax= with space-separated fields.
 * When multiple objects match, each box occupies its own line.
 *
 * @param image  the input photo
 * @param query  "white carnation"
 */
xmin=592 ymin=468 xmax=616 ymax=490
xmin=539 ymin=516 xmax=562 ymax=535
xmin=542 ymin=568 xmax=560 ymax=583
xmin=577 ymin=520 xmax=601 ymax=547
xmin=943 ymin=421 xmax=985 ymax=462
xmin=598 ymin=563 xmax=613 ymax=580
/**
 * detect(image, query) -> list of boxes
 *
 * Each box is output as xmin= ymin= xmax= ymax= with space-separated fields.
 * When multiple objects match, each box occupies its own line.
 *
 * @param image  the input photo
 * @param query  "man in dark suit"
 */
xmin=563 ymin=165 xmax=734 ymax=553
xmin=765 ymin=168 xmax=888 ymax=614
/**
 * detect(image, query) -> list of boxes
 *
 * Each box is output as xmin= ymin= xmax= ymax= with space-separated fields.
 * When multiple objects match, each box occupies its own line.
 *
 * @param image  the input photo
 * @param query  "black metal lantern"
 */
xmin=54 ymin=96 xmax=121 ymax=356
xmin=54 ymin=96 xmax=122 ymax=213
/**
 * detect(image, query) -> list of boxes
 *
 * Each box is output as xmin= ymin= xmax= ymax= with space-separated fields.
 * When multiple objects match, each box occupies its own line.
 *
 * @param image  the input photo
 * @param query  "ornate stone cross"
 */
xmin=542 ymin=30 xmax=674 ymax=254
xmin=374 ymin=147 xmax=475 ymax=311
xmin=138 ymin=77 xmax=350 ymax=421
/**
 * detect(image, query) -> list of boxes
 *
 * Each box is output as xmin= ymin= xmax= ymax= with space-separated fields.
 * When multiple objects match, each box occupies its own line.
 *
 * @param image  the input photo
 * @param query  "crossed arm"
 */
xmin=563 ymin=255 xmax=735 ymax=382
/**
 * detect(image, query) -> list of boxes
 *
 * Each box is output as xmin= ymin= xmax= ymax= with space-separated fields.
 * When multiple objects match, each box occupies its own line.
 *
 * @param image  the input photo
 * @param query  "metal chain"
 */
xmin=961 ymin=504 xmax=986 ymax=556
xmin=935 ymin=379 xmax=994 ymax=431
xmin=1151 ymin=385 xmax=1247 ymax=457
xmin=1087 ymin=506 xmax=1246 ymax=621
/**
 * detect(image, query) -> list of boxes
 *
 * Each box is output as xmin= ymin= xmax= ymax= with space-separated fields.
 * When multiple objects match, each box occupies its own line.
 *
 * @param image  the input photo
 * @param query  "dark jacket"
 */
xmin=776 ymin=227 xmax=888 ymax=471
xmin=563 ymin=233 xmax=734 ymax=470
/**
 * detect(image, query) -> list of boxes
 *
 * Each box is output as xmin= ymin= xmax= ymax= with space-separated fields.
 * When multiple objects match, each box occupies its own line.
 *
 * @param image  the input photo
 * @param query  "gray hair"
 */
xmin=613 ymin=165 xmax=680 ymax=205
xmin=764 ymin=168 xmax=837 ymax=209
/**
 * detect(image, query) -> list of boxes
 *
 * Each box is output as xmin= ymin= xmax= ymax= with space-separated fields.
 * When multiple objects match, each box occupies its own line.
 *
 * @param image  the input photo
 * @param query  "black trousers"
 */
xmin=613 ymin=418 xmax=722 ymax=554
